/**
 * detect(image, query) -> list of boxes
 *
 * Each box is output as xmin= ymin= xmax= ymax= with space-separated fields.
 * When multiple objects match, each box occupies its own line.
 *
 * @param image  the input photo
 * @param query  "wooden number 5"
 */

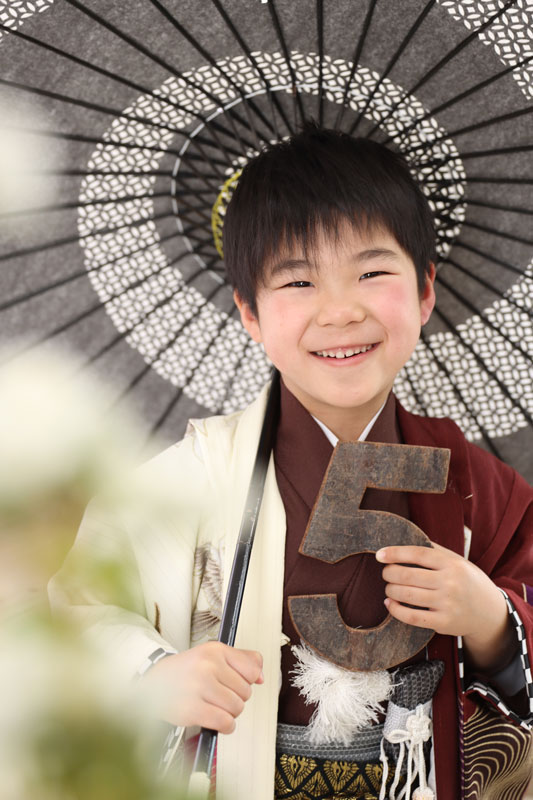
xmin=288 ymin=441 xmax=450 ymax=671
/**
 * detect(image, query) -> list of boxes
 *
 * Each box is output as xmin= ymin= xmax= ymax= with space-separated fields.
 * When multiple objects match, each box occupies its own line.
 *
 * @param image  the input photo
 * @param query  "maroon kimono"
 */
xmin=399 ymin=401 xmax=533 ymax=799
xmin=274 ymin=383 xmax=533 ymax=799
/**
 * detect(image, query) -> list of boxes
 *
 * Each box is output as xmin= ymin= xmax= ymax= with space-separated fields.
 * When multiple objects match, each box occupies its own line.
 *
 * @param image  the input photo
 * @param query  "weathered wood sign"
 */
xmin=289 ymin=441 xmax=450 ymax=671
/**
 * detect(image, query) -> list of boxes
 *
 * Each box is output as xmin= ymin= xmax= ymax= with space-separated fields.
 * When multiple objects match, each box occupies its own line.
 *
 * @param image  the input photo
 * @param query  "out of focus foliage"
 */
xmin=0 ymin=345 xmax=193 ymax=800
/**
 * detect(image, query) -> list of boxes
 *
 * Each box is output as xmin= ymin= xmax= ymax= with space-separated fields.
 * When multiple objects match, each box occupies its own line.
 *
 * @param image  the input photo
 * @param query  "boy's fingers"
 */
xmin=197 ymin=702 xmax=237 ymax=735
xmin=385 ymin=583 xmax=436 ymax=609
xmin=381 ymin=564 xmax=438 ymax=588
xmin=385 ymin=597 xmax=435 ymax=630
xmin=224 ymin=646 xmax=264 ymax=685
xmin=202 ymin=681 xmax=246 ymax=720
xmin=217 ymin=661 xmax=254 ymax=703
xmin=376 ymin=544 xmax=445 ymax=568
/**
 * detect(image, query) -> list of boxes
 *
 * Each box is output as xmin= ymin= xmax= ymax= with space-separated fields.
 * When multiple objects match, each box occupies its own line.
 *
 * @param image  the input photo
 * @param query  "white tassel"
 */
xmin=388 ymin=740 xmax=405 ymax=800
xmin=379 ymin=737 xmax=389 ymax=800
xmin=381 ymin=704 xmax=434 ymax=800
xmin=290 ymin=643 xmax=392 ymax=745
xmin=412 ymin=789 xmax=435 ymax=800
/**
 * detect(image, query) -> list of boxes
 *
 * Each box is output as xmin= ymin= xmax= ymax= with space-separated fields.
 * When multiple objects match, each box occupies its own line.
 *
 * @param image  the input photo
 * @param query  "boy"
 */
xmin=50 ymin=125 xmax=533 ymax=799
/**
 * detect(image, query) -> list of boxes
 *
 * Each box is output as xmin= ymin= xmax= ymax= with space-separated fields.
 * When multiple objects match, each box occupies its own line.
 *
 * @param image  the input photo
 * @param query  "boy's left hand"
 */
xmin=376 ymin=542 xmax=515 ymax=672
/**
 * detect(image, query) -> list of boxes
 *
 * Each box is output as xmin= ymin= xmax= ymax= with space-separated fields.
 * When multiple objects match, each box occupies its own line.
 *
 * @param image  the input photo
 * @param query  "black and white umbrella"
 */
xmin=0 ymin=0 xmax=532 ymax=480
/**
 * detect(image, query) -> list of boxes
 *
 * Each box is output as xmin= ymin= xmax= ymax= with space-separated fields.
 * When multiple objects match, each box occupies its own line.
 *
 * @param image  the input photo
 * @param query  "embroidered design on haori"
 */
xmin=154 ymin=602 xmax=161 ymax=634
xmin=191 ymin=543 xmax=223 ymax=642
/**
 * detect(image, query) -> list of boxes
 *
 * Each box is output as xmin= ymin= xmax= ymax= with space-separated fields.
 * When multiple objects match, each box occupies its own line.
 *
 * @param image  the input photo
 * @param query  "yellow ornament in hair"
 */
xmin=211 ymin=169 xmax=242 ymax=259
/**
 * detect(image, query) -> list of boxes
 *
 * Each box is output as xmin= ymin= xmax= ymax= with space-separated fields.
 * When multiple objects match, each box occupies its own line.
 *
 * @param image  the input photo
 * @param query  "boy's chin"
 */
xmin=283 ymin=380 xmax=392 ymax=416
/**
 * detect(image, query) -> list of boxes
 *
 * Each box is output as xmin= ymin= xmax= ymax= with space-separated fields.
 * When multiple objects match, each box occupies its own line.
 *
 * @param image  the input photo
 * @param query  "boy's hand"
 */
xmin=143 ymin=642 xmax=264 ymax=734
xmin=376 ymin=542 xmax=514 ymax=671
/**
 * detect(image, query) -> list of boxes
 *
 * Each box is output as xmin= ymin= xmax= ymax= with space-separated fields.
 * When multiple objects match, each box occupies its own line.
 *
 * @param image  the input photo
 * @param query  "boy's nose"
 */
xmin=315 ymin=292 xmax=367 ymax=327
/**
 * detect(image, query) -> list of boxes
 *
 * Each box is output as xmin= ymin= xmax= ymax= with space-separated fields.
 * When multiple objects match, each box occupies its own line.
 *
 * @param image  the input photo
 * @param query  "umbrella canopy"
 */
xmin=0 ymin=0 xmax=532 ymax=480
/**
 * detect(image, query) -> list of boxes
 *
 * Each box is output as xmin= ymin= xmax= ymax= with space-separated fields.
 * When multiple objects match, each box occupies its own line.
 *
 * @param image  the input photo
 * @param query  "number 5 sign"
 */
xmin=289 ymin=441 xmax=450 ymax=671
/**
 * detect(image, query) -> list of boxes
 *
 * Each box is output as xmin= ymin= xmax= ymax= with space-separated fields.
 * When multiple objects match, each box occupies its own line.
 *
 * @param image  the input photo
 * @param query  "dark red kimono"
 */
xmin=274 ymin=383 xmax=533 ymax=799
xmin=400 ymin=401 xmax=533 ymax=799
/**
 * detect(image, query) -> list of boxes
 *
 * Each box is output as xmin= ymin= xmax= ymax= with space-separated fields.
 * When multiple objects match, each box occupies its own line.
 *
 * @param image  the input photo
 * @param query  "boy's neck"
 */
xmin=312 ymin=401 xmax=386 ymax=445
xmin=280 ymin=378 xmax=392 ymax=442
xmin=312 ymin=405 xmax=386 ymax=442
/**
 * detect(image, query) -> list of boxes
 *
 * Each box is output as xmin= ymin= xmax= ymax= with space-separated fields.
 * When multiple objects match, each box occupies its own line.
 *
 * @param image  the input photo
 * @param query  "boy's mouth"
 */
xmin=313 ymin=344 xmax=377 ymax=359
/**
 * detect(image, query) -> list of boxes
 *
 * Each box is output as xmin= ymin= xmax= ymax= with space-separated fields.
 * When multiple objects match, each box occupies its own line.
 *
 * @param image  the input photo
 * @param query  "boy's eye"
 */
xmin=360 ymin=270 xmax=387 ymax=280
xmin=285 ymin=280 xmax=313 ymax=288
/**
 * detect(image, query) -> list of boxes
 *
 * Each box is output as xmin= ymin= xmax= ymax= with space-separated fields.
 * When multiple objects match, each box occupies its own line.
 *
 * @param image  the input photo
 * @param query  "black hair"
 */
xmin=223 ymin=122 xmax=436 ymax=314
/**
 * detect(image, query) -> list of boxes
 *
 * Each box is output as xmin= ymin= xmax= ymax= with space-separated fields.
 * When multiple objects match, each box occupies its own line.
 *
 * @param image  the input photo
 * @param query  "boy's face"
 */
xmin=235 ymin=224 xmax=435 ymax=438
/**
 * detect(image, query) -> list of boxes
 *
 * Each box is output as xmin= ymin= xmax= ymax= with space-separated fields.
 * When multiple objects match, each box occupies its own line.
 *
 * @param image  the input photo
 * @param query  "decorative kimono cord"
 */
xmin=379 ymin=702 xmax=434 ymax=800
xmin=288 ymin=644 xmax=443 ymax=800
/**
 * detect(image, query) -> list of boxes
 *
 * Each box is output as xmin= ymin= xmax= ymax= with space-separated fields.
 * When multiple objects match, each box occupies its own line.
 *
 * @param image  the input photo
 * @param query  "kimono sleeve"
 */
xmin=48 ymin=429 xmax=214 ymax=680
xmin=460 ymin=444 xmax=533 ymax=729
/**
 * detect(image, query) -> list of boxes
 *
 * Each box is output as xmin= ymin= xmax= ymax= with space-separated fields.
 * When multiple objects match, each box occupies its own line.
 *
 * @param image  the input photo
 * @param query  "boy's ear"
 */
xmin=233 ymin=290 xmax=262 ymax=343
xmin=420 ymin=263 xmax=436 ymax=326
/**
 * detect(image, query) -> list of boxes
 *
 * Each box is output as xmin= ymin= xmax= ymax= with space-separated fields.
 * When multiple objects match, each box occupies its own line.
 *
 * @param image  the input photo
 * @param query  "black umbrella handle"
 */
xmin=188 ymin=370 xmax=281 ymax=797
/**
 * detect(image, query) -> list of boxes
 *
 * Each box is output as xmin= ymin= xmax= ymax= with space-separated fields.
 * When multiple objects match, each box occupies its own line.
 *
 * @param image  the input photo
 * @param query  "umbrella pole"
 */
xmin=188 ymin=369 xmax=281 ymax=797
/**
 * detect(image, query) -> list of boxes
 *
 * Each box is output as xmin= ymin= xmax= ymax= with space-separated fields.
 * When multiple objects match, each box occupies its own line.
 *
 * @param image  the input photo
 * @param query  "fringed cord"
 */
xmin=389 ymin=741 xmax=405 ymax=799
xmin=379 ymin=738 xmax=389 ymax=800
xmin=378 ymin=704 xmax=434 ymax=800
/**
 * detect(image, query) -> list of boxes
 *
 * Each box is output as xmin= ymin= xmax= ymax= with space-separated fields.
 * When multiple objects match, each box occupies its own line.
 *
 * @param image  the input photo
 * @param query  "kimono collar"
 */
xmin=275 ymin=381 xmax=401 ymax=511
xmin=312 ymin=399 xmax=386 ymax=447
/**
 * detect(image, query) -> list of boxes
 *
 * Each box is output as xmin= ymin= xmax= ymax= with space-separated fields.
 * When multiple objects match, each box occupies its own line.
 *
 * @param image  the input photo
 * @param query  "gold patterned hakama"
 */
xmin=274 ymin=751 xmax=404 ymax=799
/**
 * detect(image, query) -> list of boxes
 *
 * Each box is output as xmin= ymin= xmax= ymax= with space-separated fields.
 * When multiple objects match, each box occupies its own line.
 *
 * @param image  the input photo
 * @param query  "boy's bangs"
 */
xmin=259 ymin=211 xmax=385 ymax=281
xmin=223 ymin=126 xmax=436 ymax=310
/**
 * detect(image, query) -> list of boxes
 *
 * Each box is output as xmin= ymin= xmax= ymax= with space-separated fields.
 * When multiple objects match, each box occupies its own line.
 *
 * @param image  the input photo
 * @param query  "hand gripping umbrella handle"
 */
xmin=188 ymin=369 xmax=281 ymax=797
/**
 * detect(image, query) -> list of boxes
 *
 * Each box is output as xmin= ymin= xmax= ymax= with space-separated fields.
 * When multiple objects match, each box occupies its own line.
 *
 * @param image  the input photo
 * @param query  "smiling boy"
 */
xmin=51 ymin=125 xmax=533 ymax=799
xmin=235 ymin=223 xmax=434 ymax=444
xmin=234 ymin=219 xmax=515 ymax=665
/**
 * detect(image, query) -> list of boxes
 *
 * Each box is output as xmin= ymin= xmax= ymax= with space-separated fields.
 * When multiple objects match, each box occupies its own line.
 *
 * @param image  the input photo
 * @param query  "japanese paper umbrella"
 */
xmin=0 ymin=0 xmax=532 ymax=481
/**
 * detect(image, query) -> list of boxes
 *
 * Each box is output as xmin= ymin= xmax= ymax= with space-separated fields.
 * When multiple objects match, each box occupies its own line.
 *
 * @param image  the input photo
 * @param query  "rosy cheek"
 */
xmin=379 ymin=294 xmax=420 ymax=345
xmin=272 ymin=297 xmax=308 ymax=324
xmin=375 ymin=295 xmax=404 ymax=326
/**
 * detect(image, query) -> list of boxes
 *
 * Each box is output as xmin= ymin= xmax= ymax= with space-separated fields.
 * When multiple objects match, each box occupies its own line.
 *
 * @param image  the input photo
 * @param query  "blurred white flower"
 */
xmin=0 ymin=344 xmax=141 ymax=508
xmin=0 ymin=614 xmax=184 ymax=800
xmin=0 ymin=345 xmax=196 ymax=799
xmin=0 ymin=343 xmax=159 ymax=609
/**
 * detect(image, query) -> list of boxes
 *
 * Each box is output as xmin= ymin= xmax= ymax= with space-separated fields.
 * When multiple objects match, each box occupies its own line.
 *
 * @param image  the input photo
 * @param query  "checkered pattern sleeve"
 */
xmin=457 ymin=590 xmax=533 ymax=731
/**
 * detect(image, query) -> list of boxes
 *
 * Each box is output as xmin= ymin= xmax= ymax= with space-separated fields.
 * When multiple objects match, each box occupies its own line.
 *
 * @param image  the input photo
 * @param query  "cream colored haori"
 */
xmin=50 ymin=382 xmax=439 ymax=800
xmin=50 ymin=384 xmax=286 ymax=800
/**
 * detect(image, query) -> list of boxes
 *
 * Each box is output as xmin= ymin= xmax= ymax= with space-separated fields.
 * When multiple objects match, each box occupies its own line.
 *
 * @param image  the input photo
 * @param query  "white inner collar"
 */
xmin=312 ymin=401 xmax=387 ymax=448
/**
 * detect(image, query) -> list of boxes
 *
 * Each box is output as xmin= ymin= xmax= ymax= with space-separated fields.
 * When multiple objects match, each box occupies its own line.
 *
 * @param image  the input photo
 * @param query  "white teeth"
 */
xmin=316 ymin=345 xmax=373 ymax=358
